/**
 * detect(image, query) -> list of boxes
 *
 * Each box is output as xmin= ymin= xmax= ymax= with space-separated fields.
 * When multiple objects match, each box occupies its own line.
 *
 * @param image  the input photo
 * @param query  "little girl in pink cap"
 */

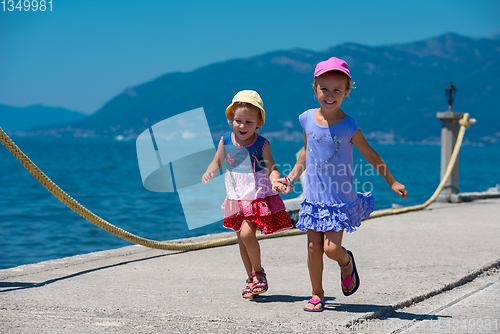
xmin=278 ymin=57 xmax=407 ymax=311
xmin=202 ymin=90 xmax=292 ymax=299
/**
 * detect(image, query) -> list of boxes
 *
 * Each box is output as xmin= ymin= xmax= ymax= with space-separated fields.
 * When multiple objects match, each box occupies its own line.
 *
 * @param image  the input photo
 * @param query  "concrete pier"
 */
xmin=1 ymin=199 xmax=499 ymax=333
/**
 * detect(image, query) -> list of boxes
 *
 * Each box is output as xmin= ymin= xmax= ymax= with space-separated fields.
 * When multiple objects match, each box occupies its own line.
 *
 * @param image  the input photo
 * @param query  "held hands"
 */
xmin=271 ymin=181 xmax=287 ymax=193
xmin=391 ymin=181 xmax=408 ymax=198
xmin=273 ymin=177 xmax=295 ymax=195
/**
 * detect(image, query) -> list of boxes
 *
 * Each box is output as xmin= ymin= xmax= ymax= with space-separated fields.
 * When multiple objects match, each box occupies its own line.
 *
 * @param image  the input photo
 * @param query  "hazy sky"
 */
xmin=1 ymin=0 xmax=499 ymax=114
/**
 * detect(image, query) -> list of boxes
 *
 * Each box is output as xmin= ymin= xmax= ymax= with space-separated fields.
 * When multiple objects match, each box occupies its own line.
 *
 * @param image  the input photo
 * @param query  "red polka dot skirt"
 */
xmin=222 ymin=195 xmax=292 ymax=234
xmin=222 ymin=169 xmax=292 ymax=235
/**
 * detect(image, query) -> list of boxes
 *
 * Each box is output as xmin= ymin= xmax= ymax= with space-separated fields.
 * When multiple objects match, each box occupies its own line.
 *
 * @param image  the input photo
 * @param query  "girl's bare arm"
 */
xmin=277 ymin=131 xmax=307 ymax=195
xmin=351 ymin=129 xmax=407 ymax=198
xmin=202 ymin=140 xmax=225 ymax=184
xmin=262 ymin=142 xmax=285 ymax=193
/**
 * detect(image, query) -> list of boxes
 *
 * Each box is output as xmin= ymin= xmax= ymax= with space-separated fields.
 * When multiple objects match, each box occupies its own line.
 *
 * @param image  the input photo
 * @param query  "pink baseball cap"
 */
xmin=314 ymin=57 xmax=351 ymax=79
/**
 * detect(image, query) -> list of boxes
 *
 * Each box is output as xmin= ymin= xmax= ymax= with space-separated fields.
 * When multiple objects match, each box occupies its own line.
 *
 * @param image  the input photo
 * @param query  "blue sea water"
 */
xmin=1 ymin=137 xmax=499 ymax=270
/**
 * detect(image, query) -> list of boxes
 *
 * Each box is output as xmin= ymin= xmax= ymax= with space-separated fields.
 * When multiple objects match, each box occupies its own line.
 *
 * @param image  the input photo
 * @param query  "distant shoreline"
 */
xmin=4 ymin=130 xmax=499 ymax=147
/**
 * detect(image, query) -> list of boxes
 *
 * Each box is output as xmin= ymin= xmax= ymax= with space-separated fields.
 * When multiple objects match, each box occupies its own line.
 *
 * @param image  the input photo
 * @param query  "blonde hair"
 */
xmin=312 ymin=72 xmax=355 ymax=91
xmin=226 ymin=102 xmax=264 ymax=127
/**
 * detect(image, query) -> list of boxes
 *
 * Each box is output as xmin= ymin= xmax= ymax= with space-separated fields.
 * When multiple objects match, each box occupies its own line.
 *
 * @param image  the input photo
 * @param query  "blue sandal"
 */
xmin=304 ymin=291 xmax=325 ymax=312
xmin=340 ymin=250 xmax=360 ymax=296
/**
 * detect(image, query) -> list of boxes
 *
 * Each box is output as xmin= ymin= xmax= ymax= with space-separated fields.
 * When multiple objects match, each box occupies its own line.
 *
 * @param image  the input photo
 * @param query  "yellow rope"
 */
xmin=367 ymin=113 xmax=475 ymax=218
xmin=0 ymin=113 xmax=474 ymax=251
xmin=0 ymin=127 xmax=302 ymax=251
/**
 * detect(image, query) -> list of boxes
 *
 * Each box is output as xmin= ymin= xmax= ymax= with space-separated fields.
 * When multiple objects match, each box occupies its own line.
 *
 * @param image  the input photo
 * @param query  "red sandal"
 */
xmin=242 ymin=278 xmax=256 ymax=299
xmin=251 ymin=268 xmax=268 ymax=295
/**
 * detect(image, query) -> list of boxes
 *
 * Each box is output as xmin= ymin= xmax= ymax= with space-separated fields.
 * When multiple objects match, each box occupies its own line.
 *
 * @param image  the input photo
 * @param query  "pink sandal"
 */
xmin=242 ymin=278 xmax=256 ymax=299
xmin=251 ymin=269 xmax=268 ymax=295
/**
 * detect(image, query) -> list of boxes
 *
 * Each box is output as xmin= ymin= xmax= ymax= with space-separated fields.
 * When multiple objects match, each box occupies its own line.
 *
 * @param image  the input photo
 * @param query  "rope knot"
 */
xmin=459 ymin=113 xmax=476 ymax=129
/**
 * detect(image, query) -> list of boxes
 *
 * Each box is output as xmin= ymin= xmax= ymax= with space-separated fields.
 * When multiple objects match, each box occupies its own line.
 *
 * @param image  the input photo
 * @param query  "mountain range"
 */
xmin=0 ymin=105 xmax=86 ymax=132
xmin=4 ymin=33 xmax=500 ymax=145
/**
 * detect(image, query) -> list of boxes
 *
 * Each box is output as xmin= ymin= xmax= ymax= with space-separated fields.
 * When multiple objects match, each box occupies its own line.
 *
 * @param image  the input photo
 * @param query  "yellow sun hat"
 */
xmin=225 ymin=90 xmax=266 ymax=126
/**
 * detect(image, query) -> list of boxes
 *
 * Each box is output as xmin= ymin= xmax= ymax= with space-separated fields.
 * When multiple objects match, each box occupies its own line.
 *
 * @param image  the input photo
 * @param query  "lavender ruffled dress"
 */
xmin=296 ymin=109 xmax=374 ymax=233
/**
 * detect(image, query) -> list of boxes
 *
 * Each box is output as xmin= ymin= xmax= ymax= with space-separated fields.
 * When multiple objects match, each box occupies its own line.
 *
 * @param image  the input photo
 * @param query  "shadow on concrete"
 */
xmin=249 ymin=294 xmax=334 ymax=304
xmin=333 ymin=303 xmax=452 ymax=328
xmin=382 ymin=309 xmax=451 ymax=321
xmin=0 ymin=251 xmax=181 ymax=293
xmin=329 ymin=302 xmax=390 ymax=314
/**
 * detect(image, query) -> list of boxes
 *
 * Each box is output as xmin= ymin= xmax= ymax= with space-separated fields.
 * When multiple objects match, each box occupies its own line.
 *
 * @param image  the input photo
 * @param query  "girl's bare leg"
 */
xmin=324 ymin=229 xmax=356 ymax=293
xmin=305 ymin=230 xmax=325 ymax=310
xmin=239 ymin=220 xmax=265 ymax=292
xmin=236 ymin=230 xmax=254 ymax=298
xmin=236 ymin=231 xmax=253 ymax=277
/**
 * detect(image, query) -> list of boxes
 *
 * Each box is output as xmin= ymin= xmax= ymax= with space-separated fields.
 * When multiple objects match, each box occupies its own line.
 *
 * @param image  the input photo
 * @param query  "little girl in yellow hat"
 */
xmin=202 ymin=90 xmax=292 ymax=298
